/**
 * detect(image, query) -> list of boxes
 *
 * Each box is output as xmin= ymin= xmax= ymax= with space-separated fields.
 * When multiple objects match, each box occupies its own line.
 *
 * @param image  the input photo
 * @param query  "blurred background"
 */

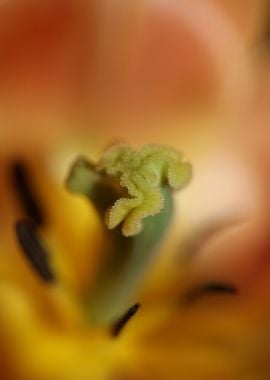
xmin=0 ymin=0 xmax=268 ymax=147
xmin=0 ymin=1 xmax=270 ymax=379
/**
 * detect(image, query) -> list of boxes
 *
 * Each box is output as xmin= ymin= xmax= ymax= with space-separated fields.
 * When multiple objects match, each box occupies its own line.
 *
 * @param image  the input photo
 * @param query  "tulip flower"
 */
xmin=0 ymin=1 xmax=270 ymax=380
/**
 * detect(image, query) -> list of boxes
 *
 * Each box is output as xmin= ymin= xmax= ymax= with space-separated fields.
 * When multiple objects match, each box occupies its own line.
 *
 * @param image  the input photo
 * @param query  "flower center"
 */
xmin=14 ymin=144 xmax=192 ymax=328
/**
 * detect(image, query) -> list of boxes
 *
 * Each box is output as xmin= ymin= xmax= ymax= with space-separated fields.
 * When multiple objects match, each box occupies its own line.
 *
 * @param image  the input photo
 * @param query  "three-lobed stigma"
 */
xmin=97 ymin=144 xmax=192 ymax=236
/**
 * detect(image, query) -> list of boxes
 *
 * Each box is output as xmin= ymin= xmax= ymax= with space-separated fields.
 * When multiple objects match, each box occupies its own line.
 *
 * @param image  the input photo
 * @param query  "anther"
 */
xmin=15 ymin=219 xmax=55 ymax=283
xmin=112 ymin=303 xmax=141 ymax=337
xmin=183 ymin=282 xmax=237 ymax=304
xmin=10 ymin=161 xmax=45 ymax=226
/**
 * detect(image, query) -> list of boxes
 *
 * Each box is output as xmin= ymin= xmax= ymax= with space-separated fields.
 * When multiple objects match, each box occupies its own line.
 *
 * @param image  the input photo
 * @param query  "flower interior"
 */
xmin=15 ymin=143 xmax=192 ymax=328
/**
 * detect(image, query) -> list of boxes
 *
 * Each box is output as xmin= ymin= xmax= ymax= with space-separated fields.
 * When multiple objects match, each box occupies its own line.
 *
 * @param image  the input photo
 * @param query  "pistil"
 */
xmin=67 ymin=144 xmax=192 ymax=325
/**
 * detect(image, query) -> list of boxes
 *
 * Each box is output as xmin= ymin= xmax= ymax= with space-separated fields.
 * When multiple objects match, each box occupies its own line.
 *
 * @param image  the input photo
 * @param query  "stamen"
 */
xmin=112 ymin=303 xmax=141 ymax=337
xmin=15 ymin=219 xmax=55 ymax=283
xmin=10 ymin=161 xmax=45 ymax=226
xmin=183 ymin=282 xmax=237 ymax=304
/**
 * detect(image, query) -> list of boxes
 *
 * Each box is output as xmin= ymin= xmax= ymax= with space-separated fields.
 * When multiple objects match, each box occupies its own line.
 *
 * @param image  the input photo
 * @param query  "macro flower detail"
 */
xmin=1 ymin=1 xmax=269 ymax=379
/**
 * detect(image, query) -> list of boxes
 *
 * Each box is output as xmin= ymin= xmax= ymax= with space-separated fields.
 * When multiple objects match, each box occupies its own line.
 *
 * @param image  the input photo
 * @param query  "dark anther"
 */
xmin=182 ymin=283 xmax=237 ymax=304
xmin=10 ymin=161 xmax=45 ymax=226
xmin=112 ymin=303 xmax=141 ymax=337
xmin=15 ymin=219 xmax=55 ymax=283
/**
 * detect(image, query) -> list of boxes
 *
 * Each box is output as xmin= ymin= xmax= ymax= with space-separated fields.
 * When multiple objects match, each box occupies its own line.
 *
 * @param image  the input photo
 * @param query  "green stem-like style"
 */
xmin=86 ymin=186 xmax=172 ymax=324
xmin=66 ymin=144 xmax=191 ymax=325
